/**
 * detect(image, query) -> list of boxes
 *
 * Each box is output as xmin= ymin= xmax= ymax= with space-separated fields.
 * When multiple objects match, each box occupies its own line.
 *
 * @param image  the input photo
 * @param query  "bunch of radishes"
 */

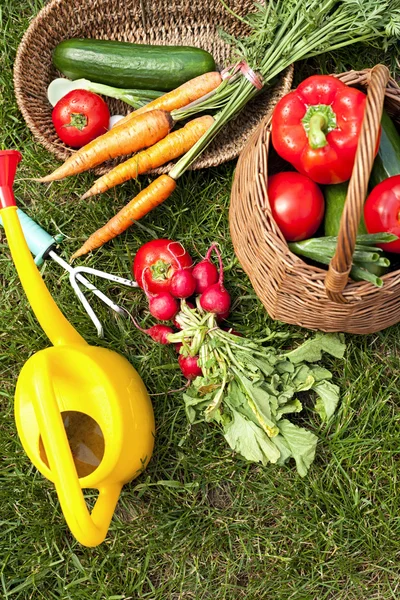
xmin=132 ymin=239 xmax=231 ymax=380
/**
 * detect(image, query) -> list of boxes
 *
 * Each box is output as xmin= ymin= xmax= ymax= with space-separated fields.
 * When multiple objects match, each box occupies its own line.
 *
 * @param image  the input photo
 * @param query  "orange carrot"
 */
xmin=72 ymin=175 xmax=177 ymax=259
xmin=81 ymin=115 xmax=214 ymax=200
xmin=38 ymin=110 xmax=173 ymax=183
xmin=114 ymin=72 xmax=222 ymax=129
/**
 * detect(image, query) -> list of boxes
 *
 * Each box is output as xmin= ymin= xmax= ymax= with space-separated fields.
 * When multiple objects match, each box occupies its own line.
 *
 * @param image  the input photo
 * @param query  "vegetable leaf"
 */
xmin=278 ymin=420 xmax=318 ymax=477
xmin=275 ymin=399 xmax=303 ymax=420
xmin=284 ymin=333 xmax=346 ymax=364
xmin=312 ymin=381 xmax=341 ymax=422
xmin=224 ymin=411 xmax=281 ymax=465
xmin=235 ymin=372 xmax=279 ymax=437
xmin=271 ymin=434 xmax=292 ymax=466
xmin=173 ymin=308 xmax=345 ymax=477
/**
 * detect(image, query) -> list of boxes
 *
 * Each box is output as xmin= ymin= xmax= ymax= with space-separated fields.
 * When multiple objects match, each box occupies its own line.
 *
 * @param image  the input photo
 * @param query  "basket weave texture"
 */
xmin=13 ymin=0 xmax=293 ymax=175
xmin=230 ymin=66 xmax=400 ymax=334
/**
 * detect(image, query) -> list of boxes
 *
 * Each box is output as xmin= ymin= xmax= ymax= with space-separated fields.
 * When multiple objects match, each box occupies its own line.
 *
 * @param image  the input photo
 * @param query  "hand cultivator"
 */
xmin=1 ymin=207 xmax=138 ymax=337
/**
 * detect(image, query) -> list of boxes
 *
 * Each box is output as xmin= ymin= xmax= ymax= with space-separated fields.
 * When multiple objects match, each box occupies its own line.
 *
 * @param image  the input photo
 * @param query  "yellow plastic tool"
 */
xmin=0 ymin=151 xmax=155 ymax=547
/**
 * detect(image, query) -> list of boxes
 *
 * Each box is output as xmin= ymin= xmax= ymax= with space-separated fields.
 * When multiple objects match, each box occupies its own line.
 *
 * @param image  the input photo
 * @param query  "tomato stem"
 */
xmin=150 ymin=259 xmax=172 ymax=281
xmin=64 ymin=112 xmax=88 ymax=131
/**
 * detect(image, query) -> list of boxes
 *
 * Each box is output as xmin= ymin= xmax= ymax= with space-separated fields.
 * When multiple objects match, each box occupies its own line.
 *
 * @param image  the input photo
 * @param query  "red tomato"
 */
xmin=133 ymin=239 xmax=193 ymax=294
xmin=267 ymin=172 xmax=325 ymax=241
xmin=52 ymin=90 xmax=110 ymax=148
xmin=364 ymin=175 xmax=400 ymax=253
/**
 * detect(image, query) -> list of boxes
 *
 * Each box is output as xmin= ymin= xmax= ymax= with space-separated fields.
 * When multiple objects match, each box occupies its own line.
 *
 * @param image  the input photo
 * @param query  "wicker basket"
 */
xmin=230 ymin=65 xmax=400 ymax=334
xmin=13 ymin=0 xmax=293 ymax=175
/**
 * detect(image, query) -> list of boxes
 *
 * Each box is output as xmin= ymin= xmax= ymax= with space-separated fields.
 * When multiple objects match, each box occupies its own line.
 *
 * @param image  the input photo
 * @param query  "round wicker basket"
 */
xmin=13 ymin=0 xmax=293 ymax=175
xmin=230 ymin=65 xmax=400 ymax=334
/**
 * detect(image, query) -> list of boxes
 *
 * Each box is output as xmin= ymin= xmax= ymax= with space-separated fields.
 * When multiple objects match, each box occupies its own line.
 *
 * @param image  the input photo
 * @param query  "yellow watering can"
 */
xmin=0 ymin=151 xmax=155 ymax=547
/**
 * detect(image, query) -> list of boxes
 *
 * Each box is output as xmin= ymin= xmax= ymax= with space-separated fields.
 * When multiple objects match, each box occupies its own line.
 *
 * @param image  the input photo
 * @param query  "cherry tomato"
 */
xmin=364 ymin=175 xmax=400 ymax=253
xmin=52 ymin=90 xmax=110 ymax=148
xmin=267 ymin=172 xmax=325 ymax=242
xmin=133 ymin=239 xmax=193 ymax=294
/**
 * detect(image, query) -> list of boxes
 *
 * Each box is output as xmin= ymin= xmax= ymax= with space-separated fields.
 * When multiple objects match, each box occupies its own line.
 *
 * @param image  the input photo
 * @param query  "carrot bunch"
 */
xmin=38 ymin=72 xmax=221 ymax=257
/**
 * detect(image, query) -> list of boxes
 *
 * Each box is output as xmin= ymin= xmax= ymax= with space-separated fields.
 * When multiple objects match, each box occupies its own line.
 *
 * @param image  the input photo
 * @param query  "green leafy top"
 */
xmin=169 ymin=301 xmax=345 ymax=477
xmin=170 ymin=0 xmax=400 ymax=179
xmin=219 ymin=0 xmax=400 ymax=73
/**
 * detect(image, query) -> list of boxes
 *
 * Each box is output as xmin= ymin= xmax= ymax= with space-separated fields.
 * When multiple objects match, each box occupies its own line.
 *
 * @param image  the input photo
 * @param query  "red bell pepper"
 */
xmin=271 ymin=75 xmax=378 ymax=185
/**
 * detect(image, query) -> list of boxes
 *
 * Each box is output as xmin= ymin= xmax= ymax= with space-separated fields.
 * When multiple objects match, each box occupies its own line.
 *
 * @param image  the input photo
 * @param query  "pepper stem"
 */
xmin=301 ymin=104 xmax=337 ymax=150
xmin=308 ymin=114 xmax=328 ymax=148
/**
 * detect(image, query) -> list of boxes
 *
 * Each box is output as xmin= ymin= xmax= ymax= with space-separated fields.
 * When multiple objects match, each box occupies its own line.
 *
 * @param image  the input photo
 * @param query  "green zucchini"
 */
xmin=323 ymin=182 xmax=367 ymax=237
xmin=369 ymin=109 xmax=400 ymax=189
xmin=53 ymin=39 xmax=216 ymax=92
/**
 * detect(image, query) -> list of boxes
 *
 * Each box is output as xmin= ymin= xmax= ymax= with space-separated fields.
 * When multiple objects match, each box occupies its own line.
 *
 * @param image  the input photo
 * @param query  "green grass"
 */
xmin=1 ymin=1 xmax=400 ymax=598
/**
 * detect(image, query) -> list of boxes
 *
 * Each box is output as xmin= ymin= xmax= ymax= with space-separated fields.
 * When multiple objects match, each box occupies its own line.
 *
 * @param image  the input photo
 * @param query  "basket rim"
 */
xmin=13 ymin=0 xmax=294 ymax=174
xmin=13 ymin=0 xmax=60 ymax=142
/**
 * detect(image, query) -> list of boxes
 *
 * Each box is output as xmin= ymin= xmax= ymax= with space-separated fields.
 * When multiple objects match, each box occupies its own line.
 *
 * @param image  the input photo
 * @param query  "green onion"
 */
xmin=47 ymin=78 xmax=163 ymax=109
xmin=288 ymin=237 xmax=392 ymax=287
xmin=350 ymin=265 xmax=383 ymax=287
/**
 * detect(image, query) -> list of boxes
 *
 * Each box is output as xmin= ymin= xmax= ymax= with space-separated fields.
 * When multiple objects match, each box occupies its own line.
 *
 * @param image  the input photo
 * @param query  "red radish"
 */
xmin=201 ymin=284 xmax=231 ymax=314
xmin=145 ymin=325 xmax=173 ymax=344
xmin=173 ymin=317 xmax=182 ymax=330
xmin=192 ymin=244 xmax=219 ymax=293
xmin=131 ymin=318 xmax=173 ymax=344
xmin=142 ymin=267 xmax=179 ymax=321
xmin=175 ymin=342 xmax=183 ymax=353
xmin=200 ymin=245 xmax=231 ymax=315
xmin=170 ymin=269 xmax=196 ymax=298
xmin=149 ymin=292 xmax=178 ymax=321
xmin=178 ymin=354 xmax=202 ymax=380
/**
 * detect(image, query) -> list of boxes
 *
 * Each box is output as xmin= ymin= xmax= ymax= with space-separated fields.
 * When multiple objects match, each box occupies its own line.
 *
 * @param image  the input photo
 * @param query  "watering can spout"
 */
xmin=0 ymin=150 xmax=22 ymax=209
xmin=0 ymin=150 xmax=85 ymax=347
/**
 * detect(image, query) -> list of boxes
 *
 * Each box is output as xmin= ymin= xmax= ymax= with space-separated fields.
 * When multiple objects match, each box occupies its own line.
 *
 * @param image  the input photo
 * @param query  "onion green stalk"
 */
xmin=288 ymin=233 xmax=398 ymax=286
xmin=47 ymin=78 xmax=163 ymax=109
xmin=169 ymin=0 xmax=400 ymax=179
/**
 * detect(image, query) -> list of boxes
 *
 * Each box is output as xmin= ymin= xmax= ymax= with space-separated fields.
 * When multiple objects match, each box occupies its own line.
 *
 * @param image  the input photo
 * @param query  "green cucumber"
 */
xmin=369 ymin=109 xmax=400 ymax=189
xmin=53 ymin=39 xmax=216 ymax=92
xmin=323 ymin=183 xmax=389 ymax=277
xmin=323 ymin=111 xmax=400 ymax=240
xmin=323 ymin=182 xmax=367 ymax=237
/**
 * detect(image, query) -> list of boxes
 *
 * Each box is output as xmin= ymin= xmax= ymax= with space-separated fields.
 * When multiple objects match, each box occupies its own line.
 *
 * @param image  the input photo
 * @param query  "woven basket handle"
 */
xmin=325 ymin=64 xmax=390 ymax=303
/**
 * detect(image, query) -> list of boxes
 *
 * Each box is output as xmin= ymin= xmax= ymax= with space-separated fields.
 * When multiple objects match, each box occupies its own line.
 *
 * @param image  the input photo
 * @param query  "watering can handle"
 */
xmin=31 ymin=351 xmax=121 ymax=547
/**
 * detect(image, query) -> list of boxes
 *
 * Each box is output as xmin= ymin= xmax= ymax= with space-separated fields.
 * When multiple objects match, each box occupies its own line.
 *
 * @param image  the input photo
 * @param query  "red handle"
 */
xmin=0 ymin=150 xmax=22 ymax=209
